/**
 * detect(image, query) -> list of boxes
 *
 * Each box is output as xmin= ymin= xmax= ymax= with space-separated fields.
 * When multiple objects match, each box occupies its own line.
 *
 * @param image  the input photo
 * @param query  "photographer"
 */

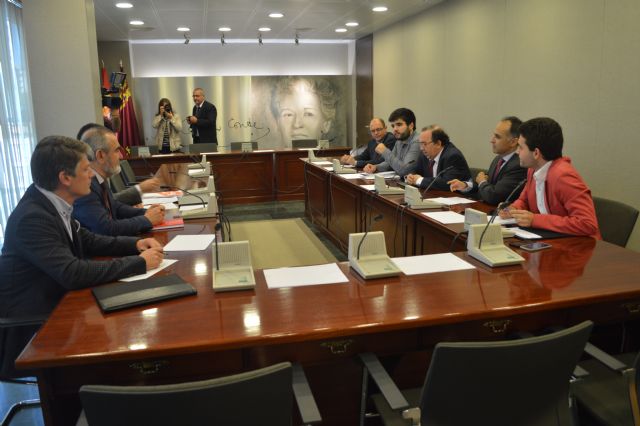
xmin=152 ymin=98 xmax=182 ymax=153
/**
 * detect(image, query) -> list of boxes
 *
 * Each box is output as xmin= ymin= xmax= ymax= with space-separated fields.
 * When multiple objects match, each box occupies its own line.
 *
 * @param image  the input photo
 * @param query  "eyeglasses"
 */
xmin=370 ymin=128 xmax=385 ymax=133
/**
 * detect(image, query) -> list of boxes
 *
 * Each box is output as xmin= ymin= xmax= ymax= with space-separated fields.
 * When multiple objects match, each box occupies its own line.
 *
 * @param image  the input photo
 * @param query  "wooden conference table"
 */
xmin=127 ymin=147 xmax=350 ymax=204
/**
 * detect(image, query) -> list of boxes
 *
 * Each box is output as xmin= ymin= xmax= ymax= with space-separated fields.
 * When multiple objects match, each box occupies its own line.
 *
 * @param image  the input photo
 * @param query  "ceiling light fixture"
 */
xmin=184 ymin=33 xmax=191 ymax=45
xmin=177 ymin=27 xmax=190 ymax=32
xmin=219 ymin=27 xmax=231 ymax=32
xmin=346 ymin=22 xmax=359 ymax=27
xmin=335 ymin=28 xmax=347 ymax=33
xmin=269 ymin=12 xmax=284 ymax=18
xmin=115 ymin=2 xmax=133 ymax=8
xmin=372 ymin=6 xmax=388 ymax=12
xmin=129 ymin=20 xmax=144 ymax=26
xmin=258 ymin=27 xmax=271 ymax=32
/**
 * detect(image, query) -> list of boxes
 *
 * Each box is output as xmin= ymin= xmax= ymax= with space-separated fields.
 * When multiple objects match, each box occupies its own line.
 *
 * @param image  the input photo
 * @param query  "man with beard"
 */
xmin=363 ymin=108 xmax=420 ymax=176
xmin=73 ymin=126 xmax=165 ymax=236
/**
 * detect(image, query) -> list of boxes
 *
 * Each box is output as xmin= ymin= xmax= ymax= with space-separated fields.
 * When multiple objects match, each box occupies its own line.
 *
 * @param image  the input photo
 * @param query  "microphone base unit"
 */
xmin=374 ymin=175 xmax=404 ymax=195
xmin=178 ymin=193 xmax=210 ymax=206
xmin=332 ymin=159 xmax=357 ymax=174
xmin=347 ymin=231 xmax=401 ymax=279
xmin=349 ymin=256 xmax=402 ymax=279
xmin=466 ymin=224 xmax=524 ymax=267
xmin=408 ymin=199 xmax=443 ymax=210
xmin=213 ymin=268 xmax=256 ymax=292
xmin=212 ymin=241 xmax=256 ymax=292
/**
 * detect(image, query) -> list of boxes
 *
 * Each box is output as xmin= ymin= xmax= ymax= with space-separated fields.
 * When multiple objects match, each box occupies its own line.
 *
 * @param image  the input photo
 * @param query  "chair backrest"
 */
xmin=129 ymin=145 xmax=158 ymax=156
xmin=79 ymin=362 xmax=293 ymax=426
xmin=119 ymin=160 xmax=137 ymax=185
xmin=188 ymin=143 xmax=218 ymax=154
xmin=229 ymin=141 xmax=258 ymax=151
xmin=468 ymin=166 xmax=484 ymax=179
xmin=292 ymin=139 xmax=317 ymax=149
xmin=592 ymin=196 xmax=639 ymax=247
xmin=109 ymin=173 xmax=127 ymax=193
xmin=419 ymin=321 xmax=593 ymax=426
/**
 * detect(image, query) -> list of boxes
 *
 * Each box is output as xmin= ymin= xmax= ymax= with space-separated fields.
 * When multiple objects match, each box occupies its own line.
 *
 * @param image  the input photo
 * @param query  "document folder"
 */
xmin=92 ymin=274 xmax=196 ymax=313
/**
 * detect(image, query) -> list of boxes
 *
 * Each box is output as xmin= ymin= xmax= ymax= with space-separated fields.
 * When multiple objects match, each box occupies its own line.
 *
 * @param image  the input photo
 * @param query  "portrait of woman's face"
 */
xmin=275 ymin=81 xmax=331 ymax=144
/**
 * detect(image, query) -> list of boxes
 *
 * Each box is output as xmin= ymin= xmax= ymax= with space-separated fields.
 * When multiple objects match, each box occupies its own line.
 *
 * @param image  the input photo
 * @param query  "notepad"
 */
xmin=92 ymin=274 xmax=196 ymax=313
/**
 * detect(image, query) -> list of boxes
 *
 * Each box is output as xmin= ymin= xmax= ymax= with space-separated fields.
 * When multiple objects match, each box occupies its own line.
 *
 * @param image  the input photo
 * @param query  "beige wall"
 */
xmin=373 ymin=0 xmax=640 ymax=251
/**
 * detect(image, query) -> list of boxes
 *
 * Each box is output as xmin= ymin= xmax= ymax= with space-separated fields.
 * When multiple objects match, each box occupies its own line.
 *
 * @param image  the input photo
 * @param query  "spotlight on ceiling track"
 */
xmin=294 ymin=33 xmax=299 ymax=45
xmin=184 ymin=33 xmax=191 ymax=44
xmin=221 ymin=33 xmax=226 ymax=45
xmin=258 ymin=33 xmax=263 ymax=45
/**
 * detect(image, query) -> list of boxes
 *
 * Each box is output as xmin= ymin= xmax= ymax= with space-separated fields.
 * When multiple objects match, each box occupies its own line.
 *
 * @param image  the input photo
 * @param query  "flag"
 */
xmin=116 ymin=61 xmax=142 ymax=148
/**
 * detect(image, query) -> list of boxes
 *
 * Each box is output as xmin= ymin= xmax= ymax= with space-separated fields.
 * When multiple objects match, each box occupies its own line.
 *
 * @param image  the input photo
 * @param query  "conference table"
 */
xmin=16 ymin=164 xmax=640 ymax=426
xmin=127 ymin=147 xmax=350 ymax=204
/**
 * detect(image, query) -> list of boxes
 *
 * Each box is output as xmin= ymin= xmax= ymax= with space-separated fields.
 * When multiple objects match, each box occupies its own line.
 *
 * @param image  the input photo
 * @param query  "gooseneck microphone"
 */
xmin=420 ymin=165 xmax=454 ymax=199
xmin=357 ymin=214 xmax=384 ymax=260
xmin=478 ymin=178 xmax=527 ymax=249
xmin=161 ymin=182 xmax=207 ymax=210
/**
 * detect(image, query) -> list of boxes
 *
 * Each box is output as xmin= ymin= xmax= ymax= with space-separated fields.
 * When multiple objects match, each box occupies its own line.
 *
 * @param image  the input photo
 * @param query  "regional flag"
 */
xmin=116 ymin=61 xmax=142 ymax=148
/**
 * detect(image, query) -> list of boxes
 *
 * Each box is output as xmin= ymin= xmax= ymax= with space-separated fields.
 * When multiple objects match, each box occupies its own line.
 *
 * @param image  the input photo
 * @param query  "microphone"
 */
xmin=478 ymin=178 xmax=527 ymax=249
xmin=161 ymin=183 xmax=207 ymax=210
xmin=420 ymin=165 xmax=454 ymax=199
xmin=214 ymin=222 xmax=222 ymax=270
xmin=357 ymin=213 xmax=384 ymax=260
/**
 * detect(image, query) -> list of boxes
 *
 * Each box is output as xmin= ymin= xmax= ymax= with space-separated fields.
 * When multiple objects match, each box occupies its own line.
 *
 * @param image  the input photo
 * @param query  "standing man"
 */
xmin=73 ymin=126 xmax=165 ymax=236
xmin=340 ymin=117 xmax=396 ymax=168
xmin=363 ymin=108 xmax=420 ymax=176
xmin=406 ymin=126 xmax=471 ymax=190
xmin=449 ymin=116 xmax=527 ymax=205
xmin=188 ymin=88 xmax=217 ymax=145
xmin=500 ymin=117 xmax=600 ymax=238
xmin=0 ymin=136 xmax=163 ymax=376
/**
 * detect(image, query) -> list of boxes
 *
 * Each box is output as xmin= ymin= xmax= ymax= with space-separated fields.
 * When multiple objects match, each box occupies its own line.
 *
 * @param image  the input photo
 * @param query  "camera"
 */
xmin=164 ymin=105 xmax=172 ymax=113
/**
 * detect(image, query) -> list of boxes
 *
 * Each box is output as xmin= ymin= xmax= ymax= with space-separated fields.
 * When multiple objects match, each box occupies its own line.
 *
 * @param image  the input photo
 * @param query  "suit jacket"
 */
xmin=191 ymin=100 xmax=217 ymax=144
xmin=471 ymin=154 xmax=527 ymax=205
xmin=0 ymin=185 xmax=145 ymax=376
xmin=114 ymin=186 xmax=142 ymax=206
xmin=511 ymin=157 xmax=601 ymax=238
xmin=354 ymin=133 xmax=396 ymax=168
xmin=415 ymin=142 xmax=471 ymax=190
xmin=73 ymin=176 xmax=151 ymax=236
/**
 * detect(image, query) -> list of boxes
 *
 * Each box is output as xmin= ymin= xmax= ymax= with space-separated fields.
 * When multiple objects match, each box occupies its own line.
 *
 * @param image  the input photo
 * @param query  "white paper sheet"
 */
xmin=143 ymin=191 xmax=182 ymax=199
xmin=179 ymin=204 xmax=208 ymax=212
xmin=312 ymin=161 xmax=333 ymax=166
xmin=422 ymin=211 xmax=465 ymax=224
xmin=264 ymin=263 xmax=349 ymax=289
xmin=511 ymin=228 xmax=542 ymax=239
xmin=392 ymin=253 xmax=475 ymax=275
xmin=493 ymin=216 xmax=517 ymax=225
xmin=119 ymin=259 xmax=179 ymax=282
xmin=252 ymin=149 xmax=275 ymax=152
xmin=323 ymin=166 xmax=334 ymax=171
xmin=359 ymin=184 xmax=376 ymax=191
xmin=144 ymin=200 xmax=178 ymax=208
xmin=163 ymin=234 xmax=215 ymax=251
xmin=428 ymin=197 xmax=476 ymax=205
xmin=338 ymin=173 xmax=367 ymax=180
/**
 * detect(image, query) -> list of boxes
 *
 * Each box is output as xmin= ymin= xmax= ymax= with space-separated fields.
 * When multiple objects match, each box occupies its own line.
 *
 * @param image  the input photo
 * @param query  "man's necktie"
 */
xmin=491 ymin=158 xmax=505 ymax=183
xmin=428 ymin=160 xmax=435 ymax=177
xmin=101 ymin=180 xmax=113 ymax=218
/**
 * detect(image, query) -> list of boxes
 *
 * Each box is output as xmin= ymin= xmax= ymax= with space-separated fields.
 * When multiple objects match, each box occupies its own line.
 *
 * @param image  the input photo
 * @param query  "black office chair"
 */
xmin=592 ymin=196 xmax=639 ymax=247
xmin=229 ymin=141 xmax=258 ymax=152
xmin=1 ymin=316 xmax=46 ymax=426
xmin=468 ymin=166 xmax=484 ymax=179
xmin=109 ymin=173 xmax=127 ymax=193
xmin=76 ymin=362 xmax=321 ymax=426
xmin=188 ymin=143 xmax=218 ymax=154
xmin=359 ymin=320 xmax=593 ymax=426
xmin=291 ymin=139 xmax=317 ymax=149
xmin=572 ymin=343 xmax=639 ymax=425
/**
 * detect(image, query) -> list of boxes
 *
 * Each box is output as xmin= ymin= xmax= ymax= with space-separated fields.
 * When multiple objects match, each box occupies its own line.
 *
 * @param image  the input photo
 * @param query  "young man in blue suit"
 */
xmin=0 ymin=136 xmax=163 ymax=376
xmin=73 ymin=126 xmax=165 ymax=236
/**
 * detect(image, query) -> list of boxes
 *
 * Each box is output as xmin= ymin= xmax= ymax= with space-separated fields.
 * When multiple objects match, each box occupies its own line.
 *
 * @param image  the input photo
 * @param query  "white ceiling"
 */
xmin=94 ymin=0 xmax=444 ymax=42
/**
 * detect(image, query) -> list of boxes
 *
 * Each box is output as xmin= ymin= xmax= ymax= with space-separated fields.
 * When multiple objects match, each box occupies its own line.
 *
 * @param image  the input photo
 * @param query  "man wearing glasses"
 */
xmin=340 ymin=117 xmax=396 ymax=168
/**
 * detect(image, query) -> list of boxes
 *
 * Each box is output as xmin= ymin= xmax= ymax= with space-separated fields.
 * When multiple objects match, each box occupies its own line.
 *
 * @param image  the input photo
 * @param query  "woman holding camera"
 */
xmin=152 ymin=98 xmax=182 ymax=153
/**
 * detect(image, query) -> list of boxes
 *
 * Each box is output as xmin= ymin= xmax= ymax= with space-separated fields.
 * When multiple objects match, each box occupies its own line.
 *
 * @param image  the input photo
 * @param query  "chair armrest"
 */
xmin=292 ymin=363 xmax=322 ymax=425
xmin=584 ymin=342 xmax=628 ymax=372
xmin=0 ymin=315 xmax=47 ymax=328
xmin=359 ymin=352 xmax=409 ymax=410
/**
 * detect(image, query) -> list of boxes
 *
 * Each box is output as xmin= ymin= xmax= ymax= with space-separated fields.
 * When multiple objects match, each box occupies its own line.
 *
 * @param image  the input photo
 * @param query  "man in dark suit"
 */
xmin=340 ymin=117 xmax=396 ymax=168
xmin=0 ymin=136 xmax=163 ymax=377
xmin=73 ymin=126 xmax=165 ymax=236
xmin=188 ymin=88 xmax=217 ymax=145
xmin=405 ymin=127 xmax=471 ymax=191
xmin=448 ymin=116 xmax=527 ymax=205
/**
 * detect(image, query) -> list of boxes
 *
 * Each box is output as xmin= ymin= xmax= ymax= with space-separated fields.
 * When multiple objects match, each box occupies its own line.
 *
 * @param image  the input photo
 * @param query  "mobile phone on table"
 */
xmin=519 ymin=242 xmax=552 ymax=252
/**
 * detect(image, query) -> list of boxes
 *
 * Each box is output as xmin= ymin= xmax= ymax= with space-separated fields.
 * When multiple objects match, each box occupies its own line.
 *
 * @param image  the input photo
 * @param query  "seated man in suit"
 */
xmin=499 ymin=117 xmax=600 ymax=238
xmin=405 ymin=126 xmax=471 ymax=190
xmin=73 ymin=126 xmax=165 ymax=236
xmin=340 ymin=117 xmax=396 ymax=168
xmin=0 ymin=136 xmax=163 ymax=377
xmin=363 ymin=108 xmax=421 ymax=176
xmin=76 ymin=123 xmax=161 ymax=206
xmin=448 ymin=116 xmax=527 ymax=205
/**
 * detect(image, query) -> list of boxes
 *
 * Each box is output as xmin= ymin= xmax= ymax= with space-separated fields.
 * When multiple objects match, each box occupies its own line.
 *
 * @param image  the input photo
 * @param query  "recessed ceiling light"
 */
xmin=269 ymin=12 xmax=284 ymax=18
xmin=177 ymin=27 xmax=190 ymax=32
xmin=129 ymin=20 xmax=144 ymax=26
xmin=345 ymin=22 xmax=359 ymax=27
xmin=115 ymin=2 xmax=133 ymax=8
xmin=335 ymin=28 xmax=347 ymax=33
xmin=372 ymin=6 xmax=388 ymax=12
xmin=258 ymin=27 xmax=271 ymax=32
xmin=218 ymin=27 xmax=231 ymax=32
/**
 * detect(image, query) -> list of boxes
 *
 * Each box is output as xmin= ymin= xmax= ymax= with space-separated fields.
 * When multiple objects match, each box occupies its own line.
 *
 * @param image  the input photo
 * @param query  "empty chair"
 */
xmin=129 ymin=145 xmax=158 ymax=157
xmin=76 ymin=362 xmax=321 ymax=426
xmin=109 ymin=173 xmax=127 ymax=193
xmin=229 ymin=141 xmax=258 ymax=151
xmin=572 ymin=343 xmax=640 ymax=426
xmin=188 ymin=143 xmax=218 ymax=154
xmin=592 ymin=196 xmax=639 ymax=247
xmin=360 ymin=320 xmax=593 ymax=426
xmin=1 ymin=316 xmax=45 ymax=426
xmin=291 ymin=139 xmax=317 ymax=149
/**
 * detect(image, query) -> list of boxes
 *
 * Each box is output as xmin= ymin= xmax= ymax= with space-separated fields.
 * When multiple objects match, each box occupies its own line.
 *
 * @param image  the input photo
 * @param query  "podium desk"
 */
xmin=16 ymin=218 xmax=640 ymax=425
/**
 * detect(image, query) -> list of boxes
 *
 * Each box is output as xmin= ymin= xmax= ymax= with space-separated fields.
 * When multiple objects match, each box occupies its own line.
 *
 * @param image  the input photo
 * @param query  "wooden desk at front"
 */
xmin=16 ymin=213 xmax=640 ymax=425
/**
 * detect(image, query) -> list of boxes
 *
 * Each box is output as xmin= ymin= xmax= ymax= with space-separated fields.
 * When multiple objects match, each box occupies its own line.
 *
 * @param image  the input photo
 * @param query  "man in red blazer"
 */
xmin=500 ymin=117 xmax=600 ymax=238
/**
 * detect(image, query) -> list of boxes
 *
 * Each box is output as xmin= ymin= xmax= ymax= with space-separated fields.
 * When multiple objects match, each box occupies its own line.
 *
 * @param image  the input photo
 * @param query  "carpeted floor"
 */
xmin=231 ymin=218 xmax=338 ymax=269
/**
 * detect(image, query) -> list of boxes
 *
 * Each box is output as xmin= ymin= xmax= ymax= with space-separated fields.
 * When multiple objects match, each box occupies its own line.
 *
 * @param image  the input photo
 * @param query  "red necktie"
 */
xmin=101 ymin=180 xmax=113 ymax=218
xmin=428 ymin=160 xmax=435 ymax=177
xmin=491 ymin=158 xmax=505 ymax=183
